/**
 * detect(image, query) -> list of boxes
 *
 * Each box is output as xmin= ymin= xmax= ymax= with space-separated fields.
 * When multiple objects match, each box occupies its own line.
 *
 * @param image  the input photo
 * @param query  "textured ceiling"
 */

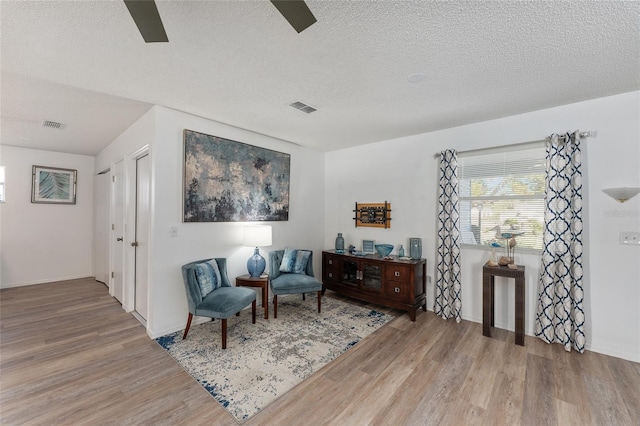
xmin=1 ymin=0 xmax=639 ymax=156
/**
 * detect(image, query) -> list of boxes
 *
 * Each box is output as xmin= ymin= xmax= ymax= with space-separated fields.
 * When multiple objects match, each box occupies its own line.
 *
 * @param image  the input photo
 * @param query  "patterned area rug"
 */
xmin=155 ymin=294 xmax=394 ymax=422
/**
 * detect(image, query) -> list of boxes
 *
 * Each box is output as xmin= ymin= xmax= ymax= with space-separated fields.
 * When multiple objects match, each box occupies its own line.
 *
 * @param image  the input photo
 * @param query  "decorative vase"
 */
xmin=409 ymin=237 xmax=422 ymax=259
xmin=398 ymin=245 xmax=405 ymax=257
xmin=335 ymin=233 xmax=345 ymax=253
xmin=247 ymin=248 xmax=266 ymax=277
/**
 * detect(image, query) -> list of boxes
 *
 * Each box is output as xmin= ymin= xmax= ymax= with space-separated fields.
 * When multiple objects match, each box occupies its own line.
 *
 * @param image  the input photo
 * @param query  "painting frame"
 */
xmin=183 ymin=129 xmax=291 ymax=223
xmin=362 ymin=239 xmax=376 ymax=254
xmin=31 ymin=165 xmax=77 ymax=205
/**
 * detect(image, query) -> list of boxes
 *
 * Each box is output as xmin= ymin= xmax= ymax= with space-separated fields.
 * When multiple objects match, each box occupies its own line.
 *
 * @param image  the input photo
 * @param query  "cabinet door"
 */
xmin=362 ymin=263 xmax=383 ymax=292
xmin=341 ymin=259 xmax=359 ymax=287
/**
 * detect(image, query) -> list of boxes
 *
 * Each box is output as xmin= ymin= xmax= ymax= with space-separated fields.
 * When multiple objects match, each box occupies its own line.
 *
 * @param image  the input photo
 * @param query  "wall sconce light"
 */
xmin=602 ymin=187 xmax=640 ymax=203
xmin=242 ymin=225 xmax=272 ymax=277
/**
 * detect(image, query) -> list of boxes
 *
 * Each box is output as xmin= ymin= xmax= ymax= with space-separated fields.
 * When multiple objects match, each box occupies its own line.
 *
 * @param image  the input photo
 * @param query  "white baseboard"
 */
xmin=0 ymin=274 xmax=94 ymax=289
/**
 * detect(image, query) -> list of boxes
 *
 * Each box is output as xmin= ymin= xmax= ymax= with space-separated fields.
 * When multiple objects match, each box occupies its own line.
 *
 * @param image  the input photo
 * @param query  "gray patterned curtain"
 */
xmin=435 ymin=149 xmax=462 ymax=322
xmin=534 ymin=132 xmax=585 ymax=352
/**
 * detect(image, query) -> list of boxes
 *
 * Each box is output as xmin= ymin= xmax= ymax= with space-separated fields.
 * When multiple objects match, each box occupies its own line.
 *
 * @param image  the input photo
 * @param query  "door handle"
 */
xmin=131 ymin=241 xmax=139 ymax=247
xmin=116 ymin=237 xmax=123 ymax=242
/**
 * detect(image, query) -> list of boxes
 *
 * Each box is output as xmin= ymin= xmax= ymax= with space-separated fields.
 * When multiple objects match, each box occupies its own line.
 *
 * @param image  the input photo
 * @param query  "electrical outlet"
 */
xmin=619 ymin=231 xmax=640 ymax=245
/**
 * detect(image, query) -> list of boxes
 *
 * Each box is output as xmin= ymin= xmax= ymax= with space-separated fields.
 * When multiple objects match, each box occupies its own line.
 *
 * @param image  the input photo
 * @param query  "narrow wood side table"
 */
xmin=236 ymin=274 xmax=269 ymax=319
xmin=482 ymin=264 xmax=525 ymax=346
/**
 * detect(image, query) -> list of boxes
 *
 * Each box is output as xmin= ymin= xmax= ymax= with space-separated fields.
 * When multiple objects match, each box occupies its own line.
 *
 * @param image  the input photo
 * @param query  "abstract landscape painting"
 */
xmin=183 ymin=129 xmax=290 ymax=222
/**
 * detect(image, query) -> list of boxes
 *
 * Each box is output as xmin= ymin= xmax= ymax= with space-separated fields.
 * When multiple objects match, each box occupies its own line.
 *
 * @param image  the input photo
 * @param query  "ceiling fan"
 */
xmin=123 ymin=0 xmax=317 ymax=43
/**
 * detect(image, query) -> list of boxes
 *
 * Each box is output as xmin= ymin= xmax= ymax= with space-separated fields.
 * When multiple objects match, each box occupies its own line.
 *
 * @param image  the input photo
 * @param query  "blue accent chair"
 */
xmin=181 ymin=258 xmax=256 ymax=349
xmin=268 ymin=250 xmax=323 ymax=318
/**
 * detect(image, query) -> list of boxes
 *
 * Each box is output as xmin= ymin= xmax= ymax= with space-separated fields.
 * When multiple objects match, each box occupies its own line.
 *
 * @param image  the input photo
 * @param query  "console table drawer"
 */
xmin=385 ymin=280 xmax=411 ymax=301
xmin=386 ymin=265 xmax=411 ymax=282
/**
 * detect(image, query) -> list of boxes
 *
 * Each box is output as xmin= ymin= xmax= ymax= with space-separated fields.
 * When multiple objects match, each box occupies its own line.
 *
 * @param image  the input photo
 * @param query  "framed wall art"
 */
xmin=183 ymin=129 xmax=290 ymax=222
xmin=31 ymin=165 xmax=77 ymax=204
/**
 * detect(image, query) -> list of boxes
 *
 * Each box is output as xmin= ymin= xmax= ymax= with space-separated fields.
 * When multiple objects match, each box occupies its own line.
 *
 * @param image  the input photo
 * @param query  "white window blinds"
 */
xmin=458 ymin=146 xmax=546 ymax=250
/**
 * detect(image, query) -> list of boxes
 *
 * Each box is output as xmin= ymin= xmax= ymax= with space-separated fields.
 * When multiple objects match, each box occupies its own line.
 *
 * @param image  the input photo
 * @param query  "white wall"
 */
xmin=0 ymin=146 xmax=95 ymax=287
xmin=325 ymin=91 xmax=640 ymax=362
xmin=96 ymin=106 xmax=325 ymax=338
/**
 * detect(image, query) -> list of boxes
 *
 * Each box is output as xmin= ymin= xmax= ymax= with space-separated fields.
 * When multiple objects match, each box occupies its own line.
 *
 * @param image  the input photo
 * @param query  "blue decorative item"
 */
xmin=243 ymin=225 xmax=272 ymax=277
xmin=374 ymin=244 xmax=394 ymax=258
xmin=398 ymin=245 xmax=405 ymax=257
xmin=409 ymin=237 xmax=422 ymax=259
xmin=247 ymin=248 xmax=267 ymax=277
xmin=335 ymin=233 xmax=345 ymax=253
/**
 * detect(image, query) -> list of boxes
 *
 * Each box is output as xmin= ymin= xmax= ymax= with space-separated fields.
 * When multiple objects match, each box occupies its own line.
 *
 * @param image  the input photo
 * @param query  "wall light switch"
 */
xmin=619 ymin=231 xmax=640 ymax=245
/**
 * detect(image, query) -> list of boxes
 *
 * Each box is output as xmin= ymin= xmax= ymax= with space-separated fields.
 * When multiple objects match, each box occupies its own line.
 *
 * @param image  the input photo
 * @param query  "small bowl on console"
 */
xmin=374 ymin=244 xmax=394 ymax=258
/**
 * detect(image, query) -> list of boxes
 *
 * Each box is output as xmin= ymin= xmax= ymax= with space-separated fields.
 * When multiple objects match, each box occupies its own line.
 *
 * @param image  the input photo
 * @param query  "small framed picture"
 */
xmin=362 ymin=239 xmax=375 ymax=254
xmin=32 ymin=165 xmax=77 ymax=204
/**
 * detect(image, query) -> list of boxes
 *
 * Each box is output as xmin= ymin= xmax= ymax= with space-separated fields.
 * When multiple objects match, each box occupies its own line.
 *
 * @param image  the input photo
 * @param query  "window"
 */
xmin=458 ymin=146 xmax=546 ymax=251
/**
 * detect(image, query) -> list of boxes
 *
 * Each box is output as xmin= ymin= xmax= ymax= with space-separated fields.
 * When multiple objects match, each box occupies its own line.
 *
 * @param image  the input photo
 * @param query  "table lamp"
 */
xmin=243 ymin=225 xmax=272 ymax=277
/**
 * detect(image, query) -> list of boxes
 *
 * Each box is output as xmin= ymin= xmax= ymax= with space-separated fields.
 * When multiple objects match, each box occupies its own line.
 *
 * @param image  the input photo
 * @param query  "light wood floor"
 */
xmin=1 ymin=278 xmax=639 ymax=425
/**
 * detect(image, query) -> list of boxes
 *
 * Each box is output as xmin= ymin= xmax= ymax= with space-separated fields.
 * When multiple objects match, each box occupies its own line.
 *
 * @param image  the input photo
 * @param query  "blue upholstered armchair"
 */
xmin=181 ymin=258 xmax=256 ymax=349
xmin=268 ymin=249 xmax=323 ymax=318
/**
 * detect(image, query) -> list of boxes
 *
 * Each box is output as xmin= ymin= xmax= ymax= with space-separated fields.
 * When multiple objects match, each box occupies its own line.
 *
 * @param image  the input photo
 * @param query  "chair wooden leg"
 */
xmin=274 ymin=295 xmax=278 ymax=318
xmin=317 ymin=291 xmax=322 ymax=313
xmin=182 ymin=313 xmax=193 ymax=340
xmin=302 ymin=293 xmax=306 ymax=301
xmin=236 ymin=312 xmax=240 ymax=316
xmin=252 ymin=300 xmax=256 ymax=324
xmin=221 ymin=318 xmax=227 ymax=349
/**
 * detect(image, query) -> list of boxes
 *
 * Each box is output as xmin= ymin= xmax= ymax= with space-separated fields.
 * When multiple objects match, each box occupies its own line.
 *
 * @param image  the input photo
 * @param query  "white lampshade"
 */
xmin=242 ymin=225 xmax=272 ymax=247
xmin=603 ymin=187 xmax=640 ymax=203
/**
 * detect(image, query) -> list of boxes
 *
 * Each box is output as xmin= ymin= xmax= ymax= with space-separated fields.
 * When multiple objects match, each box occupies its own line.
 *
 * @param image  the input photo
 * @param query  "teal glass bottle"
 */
xmin=335 ymin=233 xmax=345 ymax=253
xmin=398 ymin=245 xmax=405 ymax=257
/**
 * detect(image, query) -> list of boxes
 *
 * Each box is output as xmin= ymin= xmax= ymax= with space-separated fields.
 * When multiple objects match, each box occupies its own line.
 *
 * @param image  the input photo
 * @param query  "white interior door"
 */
xmin=94 ymin=171 xmax=110 ymax=285
xmin=112 ymin=160 xmax=125 ymax=304
xmin=134 ymin=154 xmax=150 ymax=321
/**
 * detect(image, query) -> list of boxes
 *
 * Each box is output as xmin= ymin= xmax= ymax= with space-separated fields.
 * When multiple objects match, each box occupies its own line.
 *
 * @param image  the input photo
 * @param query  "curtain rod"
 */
xmin=433 ymin=130 xmax=597 ymax=158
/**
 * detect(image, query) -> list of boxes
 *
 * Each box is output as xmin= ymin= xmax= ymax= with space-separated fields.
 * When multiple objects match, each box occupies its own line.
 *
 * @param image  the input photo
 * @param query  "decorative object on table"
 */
xmin=398 ymin=244 xmax=405 ymax=257
xmin=31 ymin=165 xmax=77 ymax=204
xmin=409 ymin=237 xmax=422 ymax=259
xmin=183 ymin=129 xmax=290 ymax=222
xmin=181 ymin=258 xmax=256 ymax=349
xmin=335 ymin=232 xmax=345 ymax=253
xmin=362 ymin=239 xmax=375 ymax=254
xmin=243 ymin=225 xmax=272 ymax=277
xmin=155 ymin=295 xmax=394 ymax=422
xmin=486 ymin=241 xmax=501 ymax=267
xmin=374 ymin=244 xmax=394 ymax=258
xmin=353 ymin=201 xmax=391 ymax=228
xmin=348 ymin=244 xmax=356 ymax=254
xmin=602 ymin=187 xmax=640 ymax=203
xmin=490 ymin=225 xmax=523 ymax=266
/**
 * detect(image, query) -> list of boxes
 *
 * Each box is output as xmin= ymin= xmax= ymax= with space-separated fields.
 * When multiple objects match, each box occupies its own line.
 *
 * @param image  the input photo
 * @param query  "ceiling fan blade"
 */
xmin=124 ymin=0 xmax=168 ymax=43
xmin=270 ymin=0 xmax=317 ymax=33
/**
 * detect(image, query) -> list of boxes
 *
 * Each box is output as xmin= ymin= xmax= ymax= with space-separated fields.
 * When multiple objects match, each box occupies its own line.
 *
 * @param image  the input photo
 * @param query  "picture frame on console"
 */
xmin=362 ymin=239 xmax=375 ymax=254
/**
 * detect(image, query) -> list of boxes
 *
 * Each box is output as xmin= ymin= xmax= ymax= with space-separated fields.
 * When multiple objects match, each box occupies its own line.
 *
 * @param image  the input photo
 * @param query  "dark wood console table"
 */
xmin=482 ymin=264 xmax=525 ymax=346
xmin=322 ymin=251 xmax=426 ymax=321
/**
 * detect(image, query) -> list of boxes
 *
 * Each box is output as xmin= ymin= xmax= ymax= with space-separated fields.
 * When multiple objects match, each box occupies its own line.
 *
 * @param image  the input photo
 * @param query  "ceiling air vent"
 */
xmin=42 ymin=120 xmax=66 ymax=129
xmin=289 ymin=101 xmax=317 ymax=114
